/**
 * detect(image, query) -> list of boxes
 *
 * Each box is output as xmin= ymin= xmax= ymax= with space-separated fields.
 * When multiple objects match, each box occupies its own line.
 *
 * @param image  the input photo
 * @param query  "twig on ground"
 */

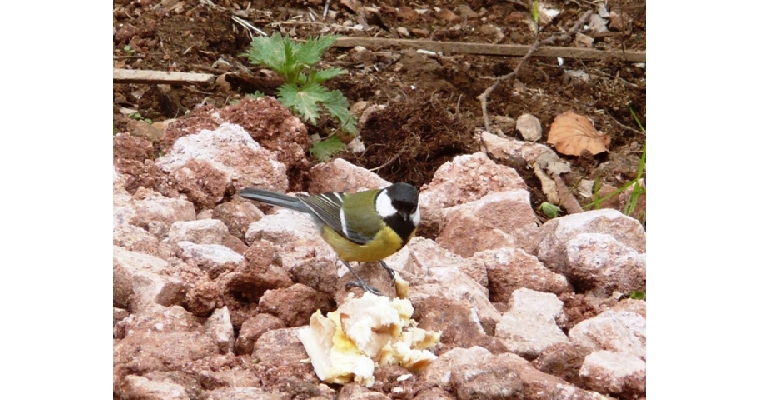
xmin=332 ymin=37 xmax=644 ymax=62
xmin=113 ymin=68 xmax=215 ymax=85
xmin=603 ymin=109 xmax=643 ymax=135
xmin=476 ymin=10 xmax=593 ymax=154
xmin=323 ymin=0 xmax=330 ymax=19
xmin=232 ymin=15 xmax=267 ymax=39
xmin=506 ymin=0 xmax=531 ymax=10
xmin=368 ymin=152 xmax=401 ymax=173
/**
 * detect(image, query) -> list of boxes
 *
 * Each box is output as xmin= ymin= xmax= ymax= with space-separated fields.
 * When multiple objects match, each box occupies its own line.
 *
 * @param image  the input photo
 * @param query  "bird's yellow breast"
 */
xmin=320 ymin=225 xmax=415 ymax=263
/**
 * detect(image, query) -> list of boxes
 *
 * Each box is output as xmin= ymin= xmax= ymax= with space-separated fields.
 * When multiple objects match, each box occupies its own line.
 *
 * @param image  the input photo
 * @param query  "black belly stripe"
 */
xmin=383 ymin=215 xmax=416 ymax=245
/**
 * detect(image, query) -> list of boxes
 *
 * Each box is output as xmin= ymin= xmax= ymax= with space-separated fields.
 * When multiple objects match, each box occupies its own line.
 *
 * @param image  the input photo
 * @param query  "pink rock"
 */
xmin=258 ymin=284 xmax=331 ymax=327
xmin=419 ymin=152 xmax=527 ymax=229
xmin=119 ymin=375 xmax=190 ymax=400
xmin=537 ymin=209 xmax=646 ymax=280
xmin=126 ymin=187 xmax=196 ymax=227
xmin=253 ymin=327 xmax=310 ymax=365
xmin=245 ymin=209 xmax=340 ymax=294
xmin=420 ymin=347 xmax=524 ymax=399
xmin=475 ymin=247 xmax=571 ymax=303
xmin=204 ymin=306 xmax=235 ymax=353
xmin=387 ymin=237 xmax=500 ymax=335
xmin=235 ymin=313 xmax=286 ymax=355
xmin=569 ymin=310 xmax=646 ymax=360
xmin=309 ymin=158 xmax=390 ymax=193
xmin=440 ymin=190 xmax=538 ymax=254
xmin=565 ymin=233 xmax=646 ymax=296
xmin=177 ymin=242 xmax=245 ymax=277
xmin=495 ymin=288 xmax=569 ymax=359
xmin=113 ymin=246 xmax=186 ymax=313
xmin=496 ymin=351 xmax=603 ymax=400
xmin=436 ymin=211 xmax=516 ymax=258
xmin=168 ymin=219 xmax=230 ymax=245
xmin=580 ymin=350 xmax=646 ymax=395
xmin=156 ymin=122 xmax=288 ymax=208
xmin=213 ymin=199 xmax=265 ymax=240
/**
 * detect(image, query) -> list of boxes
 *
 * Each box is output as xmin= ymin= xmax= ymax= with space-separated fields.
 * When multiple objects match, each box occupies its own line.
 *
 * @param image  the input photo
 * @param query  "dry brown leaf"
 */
xmin=547 ymin=111 xmax=610 ymax=156
xmin=340 ymin=0 xmax=362 ymax=13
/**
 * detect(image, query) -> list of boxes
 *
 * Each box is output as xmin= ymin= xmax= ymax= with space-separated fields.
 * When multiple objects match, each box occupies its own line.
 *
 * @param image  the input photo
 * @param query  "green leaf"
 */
xmin=629 ymin=291 xmax=646 ymax=300
xmin=294 ymin=35 xmax=337 ymax=66
xmin=310 ymin=134 xmax=345 ymax=162
xmin=243 ymin=32 xmax=289 ymax=77
xmin=531 ymin=1 xmax=540 ymax=23
xmin=277 ymin=82 xmax=330 ymax=125
xmin=309 ymin=67 xmax=347 ymax=84
xmin=297 ymin=72 xmax=308 ymax=85
xmin=322 ymin=90 xmax=357 ymax=134
xmin=538 ymin=202 xmax=562 ymax=218
xmin=246 ymin=90 xmax=266 ymax=99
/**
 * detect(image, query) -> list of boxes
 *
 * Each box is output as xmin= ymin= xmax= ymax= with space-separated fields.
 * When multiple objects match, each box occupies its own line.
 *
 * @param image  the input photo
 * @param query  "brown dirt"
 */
xmin=114 ymin=0 xmax=645 ymax=222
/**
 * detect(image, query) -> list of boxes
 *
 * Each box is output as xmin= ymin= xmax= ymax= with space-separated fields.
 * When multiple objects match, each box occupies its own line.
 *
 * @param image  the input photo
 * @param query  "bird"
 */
xmin=239 ymin=182 xmax=420 ymax=295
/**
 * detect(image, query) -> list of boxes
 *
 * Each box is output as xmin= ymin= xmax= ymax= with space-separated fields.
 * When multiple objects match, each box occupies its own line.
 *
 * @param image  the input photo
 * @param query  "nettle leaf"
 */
xmin=277 ymin=82 xmax=330 ymax=125
xmin=282 ymin=36 xmax=298 ymax=79
xmin=297 ymin=72 xmax=308 ymax=85
xmin=246 ymin=91 xmax=266 ymax=99
xmin=243 ymin=32 xmax=288 ymax=76
xmin=310 ymin=134 xmax=345 ymax=162
xmin=309 ymin=67 xmax=346 ymax=84
xmin=295 ymin=35 xmax=338 ymax=66
xmin=322 ymin=90 xmax=357 ymax=134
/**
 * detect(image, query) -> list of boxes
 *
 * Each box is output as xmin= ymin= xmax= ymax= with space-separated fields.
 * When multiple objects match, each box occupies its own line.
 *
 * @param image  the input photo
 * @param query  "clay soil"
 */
xmin=113 ymin=0 xmax=645 ymax=217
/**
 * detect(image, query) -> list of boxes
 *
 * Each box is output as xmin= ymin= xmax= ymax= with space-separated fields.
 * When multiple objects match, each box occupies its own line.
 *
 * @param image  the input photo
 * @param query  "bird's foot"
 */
xmin=378 ymin=260 xmax=397 ymax=282
xmin=345 ymin=280 xmax=382 ymax=296
xmin=343 ymin=261 xmax=383 ymax=296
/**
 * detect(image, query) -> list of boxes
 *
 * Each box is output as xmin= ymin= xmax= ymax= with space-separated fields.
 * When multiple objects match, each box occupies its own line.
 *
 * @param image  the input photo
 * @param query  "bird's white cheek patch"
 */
xmin=375 ymin=190 xmax=396 ymax=218
xmin=411 ymin=207 xmax=420 ymax=226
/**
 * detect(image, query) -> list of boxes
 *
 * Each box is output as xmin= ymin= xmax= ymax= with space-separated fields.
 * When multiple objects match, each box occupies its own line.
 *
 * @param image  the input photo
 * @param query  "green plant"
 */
xmin=586 ymin=106 xmax=645 ymax=223
xmin=531 ymin=1 xmax=540 ymax=30
xmin=629 ymin=291 xmax=646 ymax=300
xmin=538 ymin=202 xmax=562 ymax=219
xmin=128 ymin=112 xmax=152 ymax=124
xmin=240 ymin=33 xmax=357 ymax=161
xmin=124 ymin=45 xmax=136 ymax=56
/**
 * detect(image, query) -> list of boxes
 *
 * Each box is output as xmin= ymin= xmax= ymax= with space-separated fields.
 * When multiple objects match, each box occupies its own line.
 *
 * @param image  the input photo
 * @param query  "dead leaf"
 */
xmin=547 ymin=111 xmax=610 ymax=156
xmin=340 ymin=0 xmax=362 ymax=13
xmin=532 ymin=163 xmax=559 ymax=205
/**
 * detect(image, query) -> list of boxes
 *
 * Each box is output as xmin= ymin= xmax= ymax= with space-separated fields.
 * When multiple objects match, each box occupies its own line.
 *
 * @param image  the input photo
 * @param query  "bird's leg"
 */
xmin=378 ymin=260 xmax=397 ymax=282
xmin=343 ymin=261 xmax=382 ymax=296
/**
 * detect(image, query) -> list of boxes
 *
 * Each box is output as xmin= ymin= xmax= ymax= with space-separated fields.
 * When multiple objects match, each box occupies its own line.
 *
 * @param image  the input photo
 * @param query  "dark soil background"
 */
xmin=113 ymin=0 xmax=646 ymax=219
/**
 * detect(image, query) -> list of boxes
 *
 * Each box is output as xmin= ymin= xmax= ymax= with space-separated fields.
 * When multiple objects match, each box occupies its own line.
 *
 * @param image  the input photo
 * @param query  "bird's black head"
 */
xmin=376 ymin=183 xmax=420 ymax=244
xmin=385 ymin=182 xmax=419 ymax=216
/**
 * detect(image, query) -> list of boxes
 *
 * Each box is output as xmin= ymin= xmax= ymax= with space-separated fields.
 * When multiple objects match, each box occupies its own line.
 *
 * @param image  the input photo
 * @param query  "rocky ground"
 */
xmin=113 ymin=1 xmax=646 ymax=399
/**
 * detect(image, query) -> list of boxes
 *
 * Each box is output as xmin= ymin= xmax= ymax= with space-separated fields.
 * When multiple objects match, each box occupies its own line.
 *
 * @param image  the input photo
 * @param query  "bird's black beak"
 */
xmin=400 ymin=211 xmax=409 ymax=222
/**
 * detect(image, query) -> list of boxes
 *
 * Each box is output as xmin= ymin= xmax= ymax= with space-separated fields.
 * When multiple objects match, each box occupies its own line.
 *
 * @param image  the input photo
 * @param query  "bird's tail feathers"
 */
xmin=239 ymin=188 xmax=310 ymax=212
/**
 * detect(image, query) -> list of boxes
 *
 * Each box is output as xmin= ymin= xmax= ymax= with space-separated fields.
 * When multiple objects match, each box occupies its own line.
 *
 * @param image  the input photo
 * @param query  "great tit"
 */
xmin=239 ymin=182 xmax=420 ymax=295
